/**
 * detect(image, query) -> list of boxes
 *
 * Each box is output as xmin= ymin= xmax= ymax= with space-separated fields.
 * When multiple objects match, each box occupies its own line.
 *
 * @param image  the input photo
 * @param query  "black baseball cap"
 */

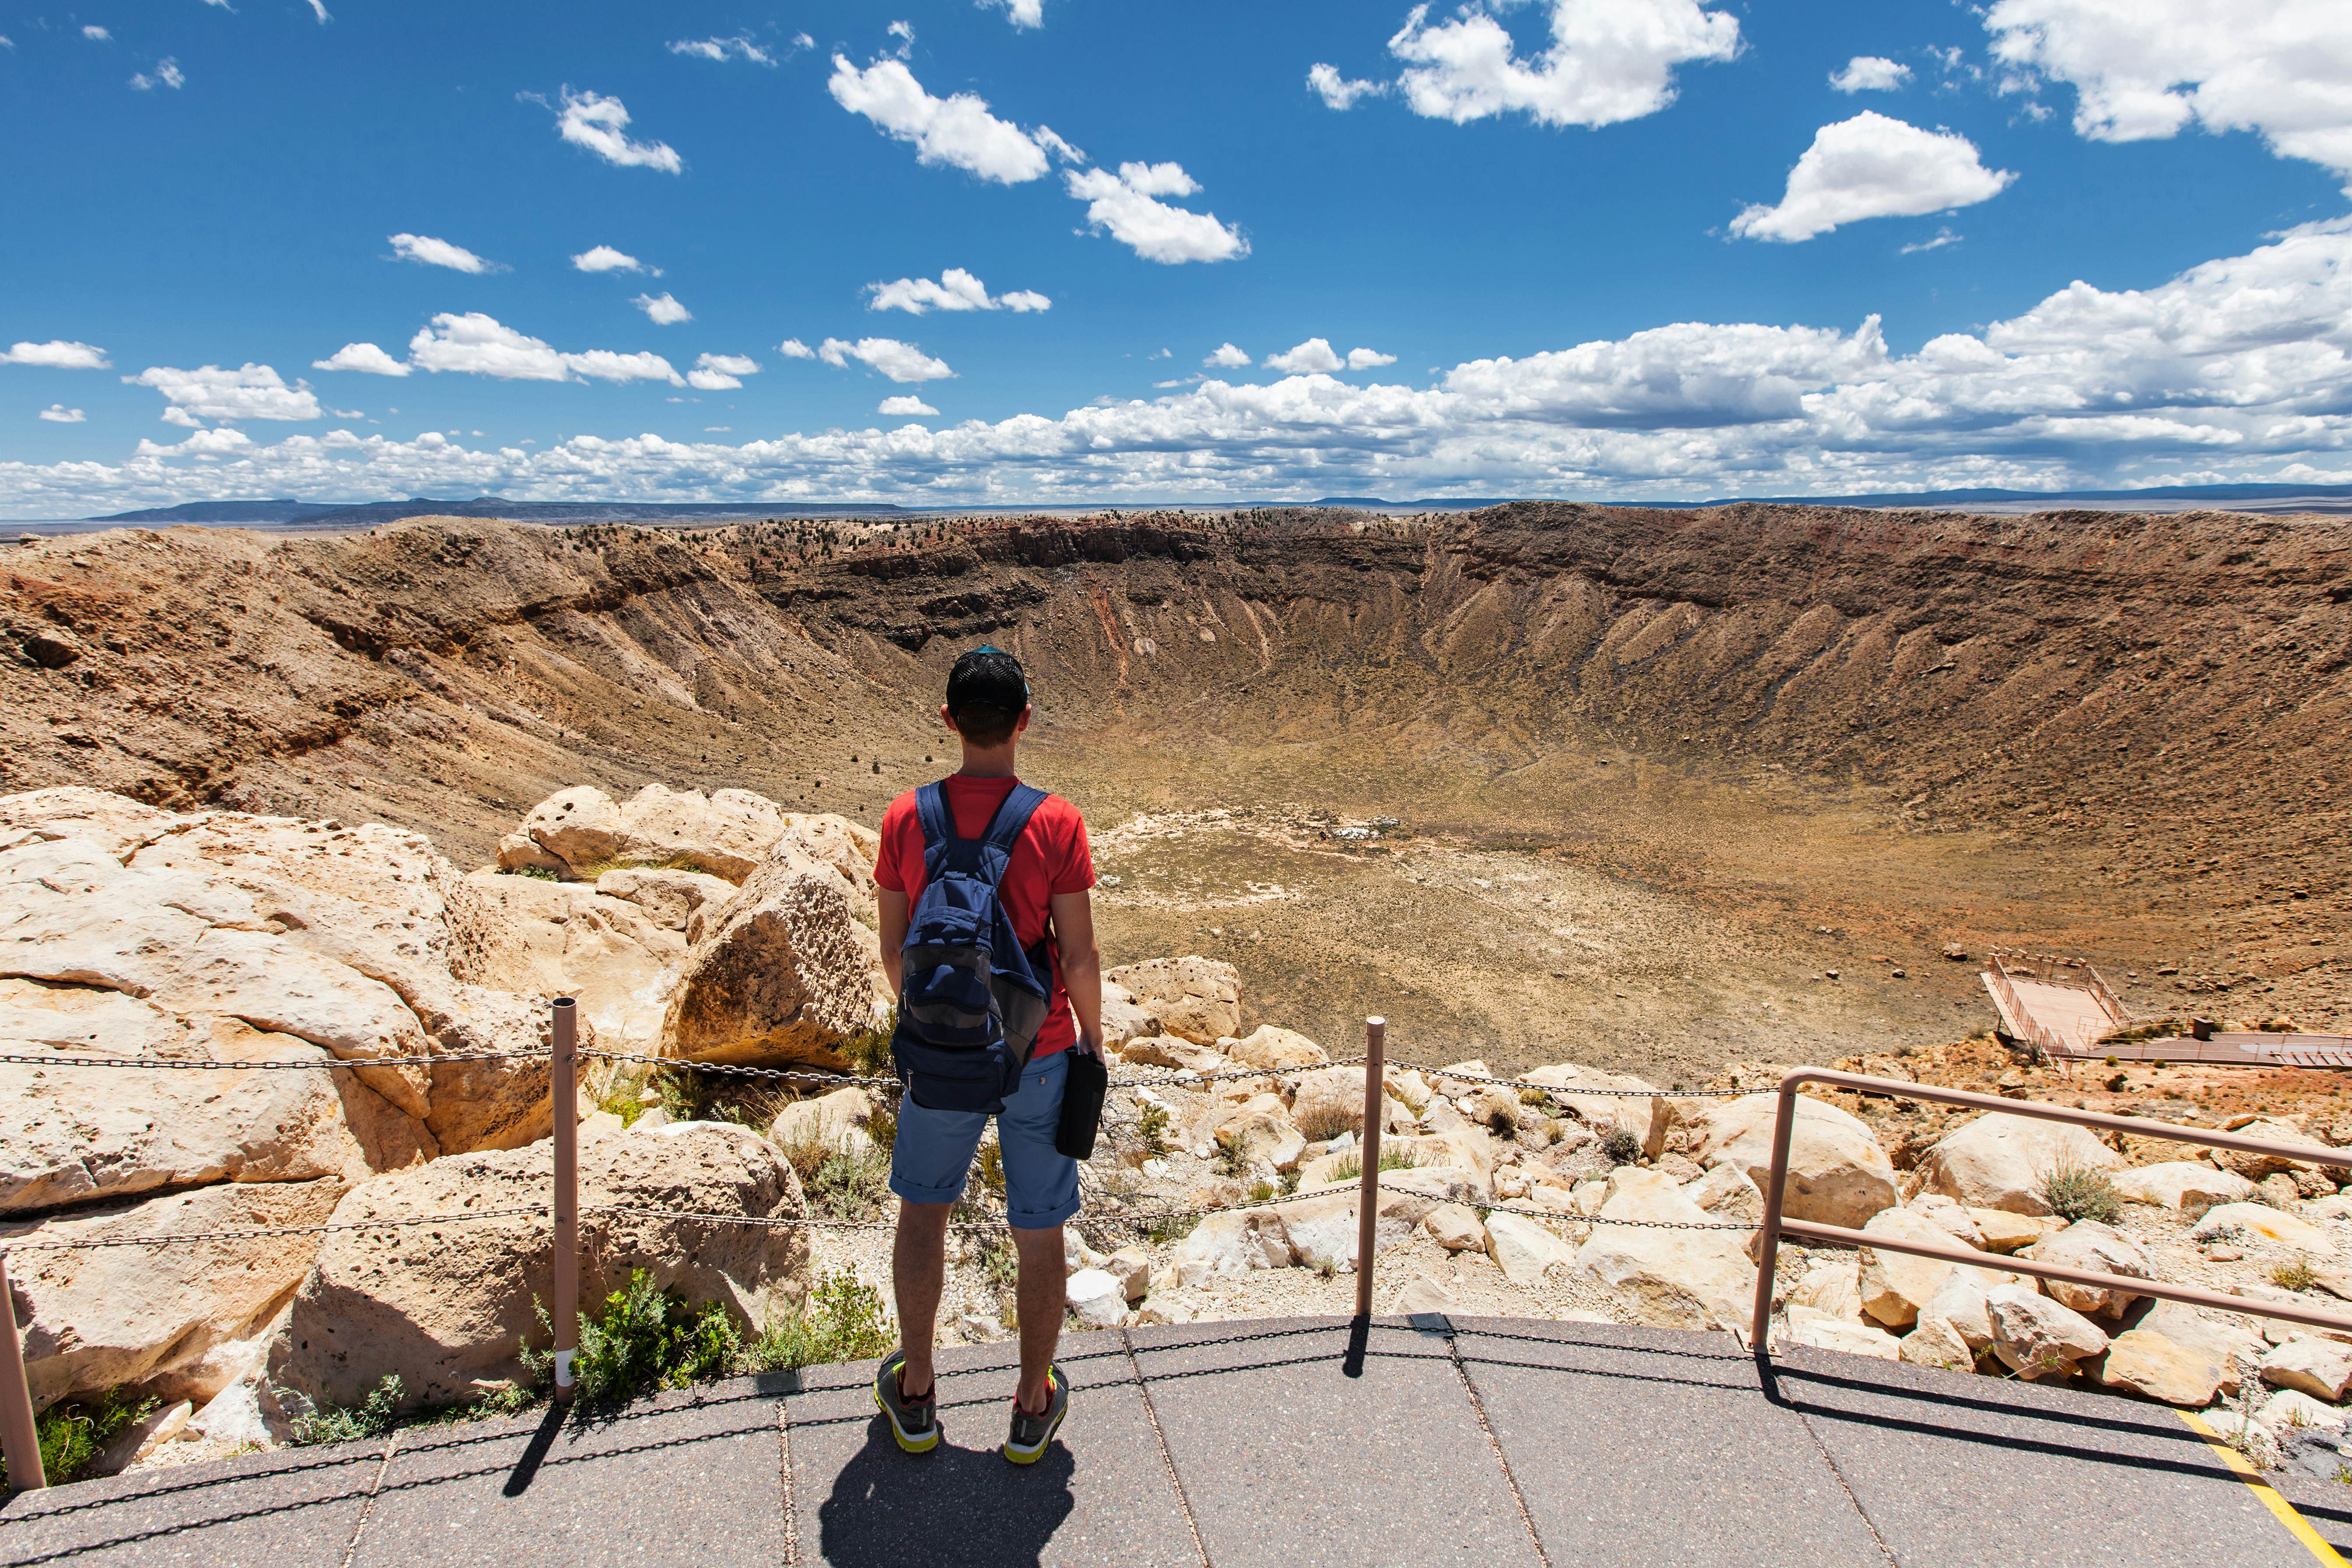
xmin=946 ymin=644 xmax=1028 ymax=716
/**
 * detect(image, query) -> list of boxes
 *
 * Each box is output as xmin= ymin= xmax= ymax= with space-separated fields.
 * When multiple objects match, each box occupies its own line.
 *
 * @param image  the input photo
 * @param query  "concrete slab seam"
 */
xmin=2178 ymin=1410 xmax=2352 ymax=1568
xmin=1122 ymin=1327 xmax=1213 ymax=1568
xmin=1789 ymin=1390 xmax=1899 ymax=1567
xmin=779 ymin=1401 xmax=801 ymax=1568
xmin=1440 ymin=1324 xmax=1553 ymax=1568
xmin=337 ymin=1430 xmax=400 ymax=1568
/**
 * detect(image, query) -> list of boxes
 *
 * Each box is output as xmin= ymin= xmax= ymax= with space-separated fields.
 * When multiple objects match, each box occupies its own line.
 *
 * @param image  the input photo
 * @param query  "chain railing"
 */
xmin=25 ymin=1007 xmax=2332 ymax=1491
xmin=1747 ymin=1068 xmax=2352 ymax=1353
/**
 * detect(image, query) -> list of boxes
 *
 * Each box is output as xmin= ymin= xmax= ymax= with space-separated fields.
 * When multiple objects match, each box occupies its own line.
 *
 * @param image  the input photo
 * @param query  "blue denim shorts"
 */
xmin=889 ymin=1049 xmax=1079 ymax=1229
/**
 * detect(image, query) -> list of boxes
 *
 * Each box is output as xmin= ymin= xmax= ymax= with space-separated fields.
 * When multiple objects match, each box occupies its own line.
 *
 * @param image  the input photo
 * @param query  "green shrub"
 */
xmin=1519 ymin=1087 xmax=1551 ymax=1107
xmin=744 ymin=1270 xmax=896 ymax=1372
xmin=4 ymin=1389 xmax=157 ymax=1487
xmin=2274 ymin=1257 xmax=2320 ymax=1292
xmin=1139 ymin=1211 xmax=1199 ymax=1247
xmin=864 ymin=1097 xmax=898 ymax=1156
xmin=2037 ymin=1158 xmax=2123 ymax=1224
xmin=976 ymin=1140 xmax=1007 ymax=1196
xmin=285 ymin=1374 xmax=402 ymax=1447
xmin=1247 ymin=1178 xmax=1277 ymax=1203
xmin=1294 ymin=1106 xmax=1356 ymax=1142
xmin=507 ymin=865 xmax=561 ymax=882
xmin=1138 ymin=1101 xmax=1171 ymax=1152
xmin=1598 ymin=1128 xmax=1642 ymax=1167
xmin=777 ymin=1131 xmax=892 ymax=1220
xmin=836 ymin=1011 xmax=896 ymax=1080
xmin=1325 ymin=1143 xmax=1416 ymax=1184
xmin=547 ymin=1270 xmax=741 ymax=1405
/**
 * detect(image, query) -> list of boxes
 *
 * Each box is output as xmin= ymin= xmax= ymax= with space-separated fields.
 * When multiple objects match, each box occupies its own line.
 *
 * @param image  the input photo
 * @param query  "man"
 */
xmin=870 ymin=644 xmax=1102 ymax=1464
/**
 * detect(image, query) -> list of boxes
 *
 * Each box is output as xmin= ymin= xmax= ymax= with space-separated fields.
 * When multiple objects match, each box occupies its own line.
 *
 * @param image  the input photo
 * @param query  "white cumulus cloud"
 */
xmin=1348 ymin=347 xmax=1398 ymax=369
xmin=1829 ymin=56 xmax=1911 ymax=93
xmin=1066 ymin=162 xmax=1248 ymax=264
xmin=1730 ymin=112 xmax=2016 ymax=243
xmin=1266 ymin=339 xmax=1345 ymax=374
xmin=668 ymin=36 xmax=773 ymax=65
xmin=1386 ymin=0 xmax=1740 ymax=129
xmin=390 ymin=233 xmax=496 ymax=273
xmin=32 ymin=227 xmax=2352 ymax=516
xmin=778 ymin=339 xmax=817 ymax=359
xmin=313 ymin=342 xmax=411 ymax=376
xmin=572 ymin=244 xmax=655 ymax=275
xmin=38 ymin=405 xmax=86 ymax=423
xmin=817 ymin=336 xmax=954 ymax=382
xmin=130 ymin=57 xmax=184 ymax=90
xmin=633 ymin=292 xmax=692 ymax=325
xmin=1986 ymin=0 xmax=2352 ymax=188
xmin=879 ymin=395 xmax=940 ymax=416
xmin=981 ymin=0 xmax=1045 ymax=28
xmin=686 ymin=352 xmax=760 ymax=390
xmin=1205 ymin=342 xmax=1251 ymax=368
xmin=127 ymin=364 xmax=322 ymax=423
xmin=2 ymin=341 xmax=110 ymax=369
xmin=865 ymin=267 xmax=1052 ymax=314
xmin=556 ymin=89 xmax=683 ymax=174
xmin=829 ymin=56 xmax=1052 ymax=184
xmin=406 ymin=312 xmax=682 ymax=385
xmin=83 ymin=25 xmax=110 ymax=41
xmin=1308 ymin=63 xmax=1387 ymax=109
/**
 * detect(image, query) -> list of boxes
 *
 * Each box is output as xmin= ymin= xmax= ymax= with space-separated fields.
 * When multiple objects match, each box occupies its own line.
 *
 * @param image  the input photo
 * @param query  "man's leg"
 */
xmin=996 ymin=1051 xmax=1081 ymax=1418
xmin=892 ymin=1200 xmax=952 ymax=1398
xmin=1010 ymin=1222 xmax=1064 ymax=1412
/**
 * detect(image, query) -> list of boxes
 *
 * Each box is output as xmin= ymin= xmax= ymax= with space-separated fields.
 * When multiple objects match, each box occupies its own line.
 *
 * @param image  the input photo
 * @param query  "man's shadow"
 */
xmin=817 ymin=1414 xmax=1076 ymax=1568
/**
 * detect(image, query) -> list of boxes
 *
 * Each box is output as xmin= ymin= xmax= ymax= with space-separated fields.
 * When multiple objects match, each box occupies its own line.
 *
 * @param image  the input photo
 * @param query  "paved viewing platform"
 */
xmin=2 ymin=1315 xmax=2343 ymax=1567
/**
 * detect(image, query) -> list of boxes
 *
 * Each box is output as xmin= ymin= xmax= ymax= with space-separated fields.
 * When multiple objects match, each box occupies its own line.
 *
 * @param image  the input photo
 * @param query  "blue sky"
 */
xmin=3 ymin=0 xmax=2350 ymax=515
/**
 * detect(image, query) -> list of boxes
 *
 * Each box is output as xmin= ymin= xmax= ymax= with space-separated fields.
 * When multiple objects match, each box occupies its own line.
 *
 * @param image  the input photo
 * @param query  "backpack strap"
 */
xmin=980 ymin=784 xmax=1049 ymax=862
xmin=914 ymin=782 xmax=956 ymax=882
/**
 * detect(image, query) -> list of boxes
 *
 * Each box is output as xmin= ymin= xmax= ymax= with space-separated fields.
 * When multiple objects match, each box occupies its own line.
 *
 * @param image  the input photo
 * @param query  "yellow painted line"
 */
xmin=2179 ymin=1409 xmax=2350 ymax=1567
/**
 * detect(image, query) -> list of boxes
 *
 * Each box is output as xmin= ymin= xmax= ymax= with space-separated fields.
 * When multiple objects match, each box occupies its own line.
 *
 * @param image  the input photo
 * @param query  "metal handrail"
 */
xmin=1748 ymin=1068 xmax=2352 ymax=1352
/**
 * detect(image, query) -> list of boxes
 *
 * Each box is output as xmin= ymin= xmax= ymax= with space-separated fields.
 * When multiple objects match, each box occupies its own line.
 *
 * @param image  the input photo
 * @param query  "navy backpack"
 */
xmin=890 ymin=780 xmax=1054 ymax=1112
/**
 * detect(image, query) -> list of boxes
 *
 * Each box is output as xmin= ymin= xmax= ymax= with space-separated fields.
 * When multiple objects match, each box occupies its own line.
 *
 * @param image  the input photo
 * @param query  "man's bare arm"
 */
xmin=878 ymin=887 xmax=909 ymax=996
xmin=1049 ymin=888 xmax=1104 ymax=1051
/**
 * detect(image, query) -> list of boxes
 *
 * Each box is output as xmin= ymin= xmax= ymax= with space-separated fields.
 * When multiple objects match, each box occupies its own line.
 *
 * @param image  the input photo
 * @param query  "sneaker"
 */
xmin=873 ymin=1350 xmax=940 ymax=1454
xmin=1002 ymin=1364 xmax=1068 ymax=1465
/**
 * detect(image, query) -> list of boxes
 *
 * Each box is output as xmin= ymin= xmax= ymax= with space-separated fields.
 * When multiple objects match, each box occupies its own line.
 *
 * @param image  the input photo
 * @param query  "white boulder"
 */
xmin=1911 ymin=1112 xmax=2121 ymax=1215
xmin=2261 ymin=1337 xmax=2352 ymax=1402
xmin=1985 ymin=1284 xmax=2109 ymax=1379
xmin=2114 ymin=1162 xmax=2259 ymax=1221
xmin=1521 ymin=1063 xmax=1669 ymax=1159
xmin=1103 ymin=957 xmax=1240 ymax=1046
xmin=1690 ymin=1093 xmax=1899 ymax=1229
xmin=1065 ymin=1268 xmax=1128 ymax=1328
xmin=2017 ymin=1221 xmax=2154 ymax=1317
xmin=1572 ymin=1168 xmax=1756 ymax=1331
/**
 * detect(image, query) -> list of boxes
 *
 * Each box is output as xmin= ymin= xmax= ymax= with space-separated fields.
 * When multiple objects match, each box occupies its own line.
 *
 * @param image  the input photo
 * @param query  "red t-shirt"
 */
xmin=874 ymin=775 xmax=1095 ymax=1059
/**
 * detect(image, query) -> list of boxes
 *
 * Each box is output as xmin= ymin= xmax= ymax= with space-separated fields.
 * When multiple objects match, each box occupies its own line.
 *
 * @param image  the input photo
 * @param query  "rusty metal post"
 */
xmin=551 ymin=997 xmax=580 ymax=1402
xmin=1745 ymin=1076 xmax=1803 ymax=1354
xmin=1353 ymin=1016 xmax=1387 ymax=1321
xmin=0 ymin=1251 xmax=44 ymax=1492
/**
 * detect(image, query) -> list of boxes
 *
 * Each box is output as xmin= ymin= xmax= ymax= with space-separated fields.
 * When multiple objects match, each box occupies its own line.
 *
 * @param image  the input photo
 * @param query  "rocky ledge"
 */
xmin=6 ymin=781 xmax=2349 ymax=1482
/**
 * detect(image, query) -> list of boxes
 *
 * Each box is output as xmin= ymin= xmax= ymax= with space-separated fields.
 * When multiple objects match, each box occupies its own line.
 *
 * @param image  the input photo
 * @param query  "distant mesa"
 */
xmin=73 ymin=480 xmax=2352 ymax=531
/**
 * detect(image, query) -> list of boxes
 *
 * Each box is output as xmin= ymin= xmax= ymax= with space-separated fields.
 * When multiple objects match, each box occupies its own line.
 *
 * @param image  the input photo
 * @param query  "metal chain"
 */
xmin=582 ymin=1047 xmax=1750 ymax=1100
xmin=2 ymin=1180 xmax=1751 ymax=1255
xmin=580 ymin=1049 xmax=901 ymax=1090
xmin=0 ymin=1050 xmax=549 ymax=1072
xmin=0 ymin=1204 xmax=549 ymax=1254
